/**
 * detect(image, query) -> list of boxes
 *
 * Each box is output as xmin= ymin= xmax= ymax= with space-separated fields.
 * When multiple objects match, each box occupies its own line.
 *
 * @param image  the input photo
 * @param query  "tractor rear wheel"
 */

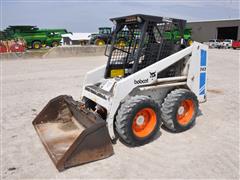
xmin=115 ymin=95 xmax=161 ymax=146
xmin=52 ymin=41 xmax=59 ymax=47
xmin=32 ymin=41 xmax=41 ymax=49
xmin=161 ymin=89 xmax=199 ymax=132
xmin=94 ymin=39 xmax=105 ymax=46
xmin=116 ymin=38 xmax=126 ymax=47
xmin=187 ymin=39 xmax=193 ymax=46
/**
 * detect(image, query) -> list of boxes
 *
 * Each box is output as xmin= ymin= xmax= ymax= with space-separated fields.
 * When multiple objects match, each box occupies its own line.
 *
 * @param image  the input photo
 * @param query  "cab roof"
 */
xmin=110 ymin=14 xmax=186 ymax=24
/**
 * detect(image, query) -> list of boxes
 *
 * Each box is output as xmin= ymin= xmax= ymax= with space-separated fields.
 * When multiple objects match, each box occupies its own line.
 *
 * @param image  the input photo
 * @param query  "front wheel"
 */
xmin=115 ymin=95 xmax=161 ymax=146
xmin=161 ymin=89 xmax=199 ymax=132
xmin=32 ymin=41 xmax=42 ymax=49
xmin=32 ymin=41 xmax=41 ymax=49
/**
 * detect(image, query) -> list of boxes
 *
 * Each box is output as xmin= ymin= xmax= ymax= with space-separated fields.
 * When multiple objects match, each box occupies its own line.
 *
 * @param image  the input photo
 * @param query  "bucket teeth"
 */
xmin=32 ymin=95 xmax=114 ymax=171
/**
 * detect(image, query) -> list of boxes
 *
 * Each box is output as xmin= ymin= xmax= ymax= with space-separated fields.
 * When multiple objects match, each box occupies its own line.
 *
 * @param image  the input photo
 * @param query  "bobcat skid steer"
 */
xmin=33 ymin=14 xmax=208 ymax=171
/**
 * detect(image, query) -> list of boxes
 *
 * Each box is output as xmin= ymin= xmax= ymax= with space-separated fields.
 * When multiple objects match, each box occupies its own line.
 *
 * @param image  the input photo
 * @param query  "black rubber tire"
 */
xmin=161 ymin=89 xmax=199 ymax=132
xmin=32 ymin=41 xmax=41 ymax=49
xmin=52 ymin=41 xmax=59 ymax=47
xmin=115 ymin=95 xmax=161 ymax=146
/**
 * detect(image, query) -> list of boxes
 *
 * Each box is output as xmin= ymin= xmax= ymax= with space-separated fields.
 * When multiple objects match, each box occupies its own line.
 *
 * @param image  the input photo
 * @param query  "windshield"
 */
xmin=106 ymin=20 xmax=174 ymax=77
xmin=105 ymin=23 xmax=142 ymax=77
xmin=99 ymin=28 xmax=111 ymax=34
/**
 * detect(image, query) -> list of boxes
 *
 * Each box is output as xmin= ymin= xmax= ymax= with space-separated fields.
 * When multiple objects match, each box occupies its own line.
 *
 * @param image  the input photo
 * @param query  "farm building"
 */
xmin=187 ymin=19 xmax=240 ymax=42
xmin=62 ymin=33 xmax=91 ymax=45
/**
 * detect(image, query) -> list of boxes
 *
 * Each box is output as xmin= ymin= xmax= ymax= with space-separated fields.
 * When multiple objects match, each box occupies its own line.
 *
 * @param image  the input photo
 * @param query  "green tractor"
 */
xmin=112 ymin=27 xmax=192 ymax=48
xmin=183 ymin=28 xmax=192 ymax=45
xmin=90 ymin=27 xmax=112 ymax=45
xmin=90 ymin=27 xmax=132 ymax=47
xmin=40 ymin=29 xmax=69 ymax=47
xmin=91 ymin=25 xmax=192 ymax=48
xmin=3 ymin=26 xmax=68 ymax=49
xmin=164 ymin=27 xmax=192 ymax=46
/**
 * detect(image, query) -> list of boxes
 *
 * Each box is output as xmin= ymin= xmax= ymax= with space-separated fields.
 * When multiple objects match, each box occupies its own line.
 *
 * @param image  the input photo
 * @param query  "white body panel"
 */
xmin=82 ymin=65 xmax=106 ymax=86
xmin=187 ymin=43 xmax=208 ymax=102
xmin=81 ymin=42 xmax=208 ymax=139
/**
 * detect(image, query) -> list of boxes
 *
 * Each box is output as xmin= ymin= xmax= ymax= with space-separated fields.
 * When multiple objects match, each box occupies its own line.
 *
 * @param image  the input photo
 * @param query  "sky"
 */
xmin=1 ymin=0 xmax=239 ymax=32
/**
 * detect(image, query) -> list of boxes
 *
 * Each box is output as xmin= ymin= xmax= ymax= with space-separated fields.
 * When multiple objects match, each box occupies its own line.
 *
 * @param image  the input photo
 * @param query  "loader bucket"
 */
xmin=32 ymin=95 xmax=114 ymax=171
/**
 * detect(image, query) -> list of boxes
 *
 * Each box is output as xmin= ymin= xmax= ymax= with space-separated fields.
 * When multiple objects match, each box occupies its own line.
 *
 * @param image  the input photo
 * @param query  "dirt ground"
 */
xmin=1 ymin=49 xmax=239 ymax=179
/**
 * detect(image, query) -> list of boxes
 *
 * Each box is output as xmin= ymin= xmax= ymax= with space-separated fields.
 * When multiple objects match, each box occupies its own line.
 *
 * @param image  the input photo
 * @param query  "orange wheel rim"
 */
xmin=132 ymin=108 xmax=157 ymax=138
xmin=177 ymin=99 xmax=195 ymax=126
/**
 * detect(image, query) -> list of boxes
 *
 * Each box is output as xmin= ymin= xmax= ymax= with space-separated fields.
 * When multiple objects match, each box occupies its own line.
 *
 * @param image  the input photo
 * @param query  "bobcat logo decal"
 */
xmin=149 ymin=71 xmax=156 ymax=78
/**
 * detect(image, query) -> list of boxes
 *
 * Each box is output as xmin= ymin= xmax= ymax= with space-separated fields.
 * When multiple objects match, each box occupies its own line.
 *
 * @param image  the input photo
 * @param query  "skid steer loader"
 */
xmin=33 ymin=14 xmax=208 ymax=171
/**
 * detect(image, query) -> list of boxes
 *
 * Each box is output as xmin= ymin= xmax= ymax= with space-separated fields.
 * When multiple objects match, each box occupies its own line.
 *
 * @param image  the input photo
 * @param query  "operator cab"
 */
xmin=104 ymin=14 xmax=187 ymax=78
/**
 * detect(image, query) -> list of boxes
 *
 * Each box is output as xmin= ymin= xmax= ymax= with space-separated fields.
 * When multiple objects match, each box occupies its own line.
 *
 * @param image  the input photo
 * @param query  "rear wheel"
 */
xmin=115 ymin=95 xmax=161 ymax=146
xmin=116 ymin=38 xmax=126 ymax=47
xmin=187 ymin=39 xmax=193 ymax=46
xmin=32 ymin=41 xmax=41 ymax=49
xmin=95 ymin=39 xmax=105 ymax=46
xmin=52 ymin=41 xmax=59 ymax=47
xmin=161 ymin=89 xmax=199 ymax=132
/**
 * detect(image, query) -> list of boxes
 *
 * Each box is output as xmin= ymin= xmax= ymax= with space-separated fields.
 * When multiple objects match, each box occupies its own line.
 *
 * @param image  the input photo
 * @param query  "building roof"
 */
xmin=62 ymin=33 xmax=92 ymax=40
xmin=188 ymin=18 xmax=240 ymax=23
